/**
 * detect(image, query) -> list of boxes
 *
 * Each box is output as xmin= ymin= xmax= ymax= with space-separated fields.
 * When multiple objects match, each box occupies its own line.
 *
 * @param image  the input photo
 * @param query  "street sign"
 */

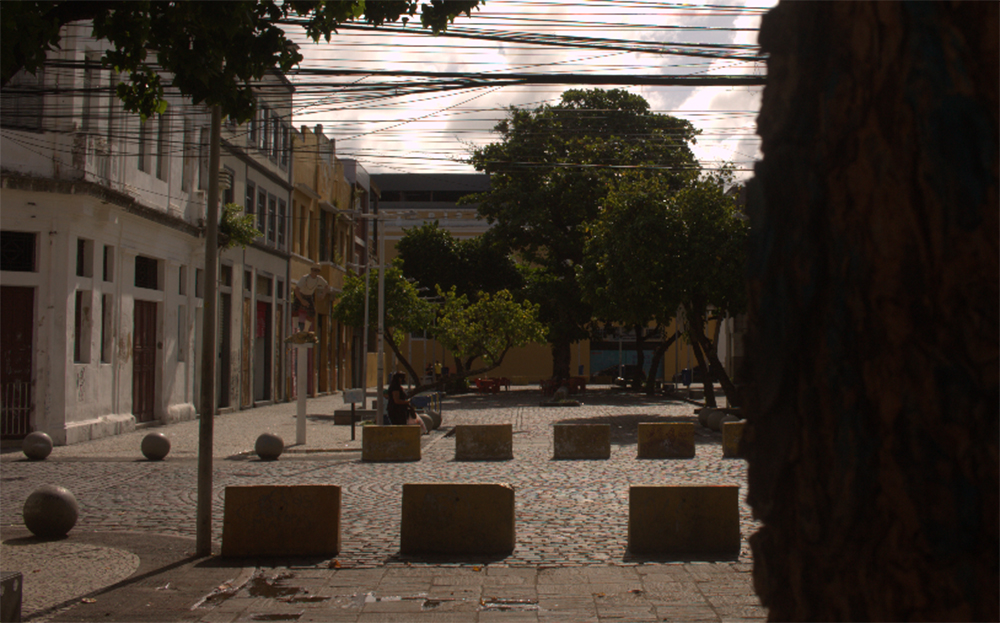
xmin=344 ymin=388 xmax=364 ymax=404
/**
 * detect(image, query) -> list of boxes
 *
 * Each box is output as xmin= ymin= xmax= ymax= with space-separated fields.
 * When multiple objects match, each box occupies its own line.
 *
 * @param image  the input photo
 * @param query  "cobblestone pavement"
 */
xmin=1 ymin=387 xmax=756 ymax=569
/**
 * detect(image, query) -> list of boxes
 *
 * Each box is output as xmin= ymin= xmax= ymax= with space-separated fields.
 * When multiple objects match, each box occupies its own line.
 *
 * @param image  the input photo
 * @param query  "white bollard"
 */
xmin=295 ymin=343 xmax=311 ymax=445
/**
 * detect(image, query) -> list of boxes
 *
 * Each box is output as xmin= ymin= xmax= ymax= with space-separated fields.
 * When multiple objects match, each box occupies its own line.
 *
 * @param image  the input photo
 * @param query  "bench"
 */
xmin=400 ymin=483 xmax=515 ymax=556
xmin=628 ymin=485 xmax=740 ymax=556
xmin=221 ymin=485 xmax=341 ymax=557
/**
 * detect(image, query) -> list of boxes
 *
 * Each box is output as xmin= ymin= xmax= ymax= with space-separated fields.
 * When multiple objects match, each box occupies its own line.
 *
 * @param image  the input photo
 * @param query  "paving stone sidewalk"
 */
xmin=1 ymin=386 xmax=765 ymax=622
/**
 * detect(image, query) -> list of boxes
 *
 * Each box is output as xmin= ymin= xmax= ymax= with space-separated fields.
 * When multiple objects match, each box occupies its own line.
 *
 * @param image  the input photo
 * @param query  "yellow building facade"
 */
xmin=290 ymin=125 xmax=356 ymax=396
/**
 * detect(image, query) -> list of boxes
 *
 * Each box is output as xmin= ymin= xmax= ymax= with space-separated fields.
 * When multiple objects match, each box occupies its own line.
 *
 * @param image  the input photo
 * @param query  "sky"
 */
xmin=283 ymin=0 xmax=777 ymax=178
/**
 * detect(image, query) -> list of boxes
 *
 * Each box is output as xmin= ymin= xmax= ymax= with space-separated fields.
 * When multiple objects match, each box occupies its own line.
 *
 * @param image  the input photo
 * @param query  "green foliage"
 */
xmin=396 ymin=222 xmax=522 ymax=299
xmin=466 ymin=88 xmax=700 ymax=375
xmin=219 ymin=203 xmax=262 ymax=250
xmin=331 ymin=264 xmax=435 ymax=335
xmin=2 ymin=1 xmax=481 ymax=121
xmin=584 ymin=169 xmax=748 ymax=324
xmin=435 ymin=287 xmax=546 ymax=368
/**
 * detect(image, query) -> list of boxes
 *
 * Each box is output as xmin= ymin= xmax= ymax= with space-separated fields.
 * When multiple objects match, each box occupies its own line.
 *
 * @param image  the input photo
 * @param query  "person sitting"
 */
xmin=387 ymin=372 xmax=427 ymax=433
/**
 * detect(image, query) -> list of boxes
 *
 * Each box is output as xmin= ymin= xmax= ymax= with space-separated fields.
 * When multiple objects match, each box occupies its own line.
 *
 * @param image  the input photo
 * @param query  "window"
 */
xmin=271 ymin=114 xmax=280 ymax=160
xmin=178 ymin=265 xmax=187 ymax=296
xmin=257 ymin=187 xmax=268 ymax=235
xmin=277 ymin=199 xmax=286 ymax=249
xmin=260 ymin=106 xmax=270 ymax=152
xmin=102 ymin=245 xmax=114 ymax=282
xmin=220 ymin=264 xmax=233 ymax=287
xmin=222 ymin=166 xmax=235 ymax=205
xmin=246 ymin=182 xmax=256 ymax=220
xmin=319 ymin=211 xmax=330 ymax=262
xmin=1 ymin=231 xmax=37 ymax=272
xmin=267 ymin=195 xmax=277 ymax=245
xmin=155 ymin=112 xmax=168 ymax=180
xmin=195 ymin=268 xmax=204 ymax=299
xmin=256 ymin=274 xmax=272 ymax=298
xmin=177 ymin=305 xmax=186 ymax=362
xmin=198 ymin=127 xmax=209 ymax=190
xmin=280 ymin=126 xmax=289 ymax=168
xmin=82 ymin=54 xmax=100 ymax=132
xmin=244 ymin=269 xmax=252 ymax=293
xmin=137 ymin=118 xmax=150 ymax=172
xmin=248 ymin=107 xmax=257 ymax=146
xmin=74 ymin=291 xmax=92 ymax=363
xmin=181 ymin=119 xmax=194 ymax=192
xmin=100 ymin=294 xmax=112 ymax=363
xmin=134 ymin=255 xmax=159 ymax=290
xmin=276 ymin=280 xmax=284 ymax=300
xmin=76 ymin=238 xmax=94 ymax=278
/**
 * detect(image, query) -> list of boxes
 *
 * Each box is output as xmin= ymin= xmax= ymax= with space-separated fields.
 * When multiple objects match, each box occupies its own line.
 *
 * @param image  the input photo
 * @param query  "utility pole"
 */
xmin=196 ymin=105 xmax=221 ymax=557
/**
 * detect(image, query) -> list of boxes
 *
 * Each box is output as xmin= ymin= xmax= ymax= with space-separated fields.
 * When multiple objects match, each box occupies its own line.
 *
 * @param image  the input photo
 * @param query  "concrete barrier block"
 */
xmin=628 ymin=485 xmax=740 ymax=556
xmin=722 ymin=421 xmax=745 ymax=458
xmin=637 ymin=422 xmax=696 ymax=459
xmin=221 ymin=485 xmax=341 ymax=557
xmin=455 ymin=424 xmax=513 ymax=461
xmin=553 ymin=424 xmax=611 ymax=460
xmin=400 ymin=483 xmax=515 ymax=556
xmin=362 ymin=425 xmax=421 ymax=462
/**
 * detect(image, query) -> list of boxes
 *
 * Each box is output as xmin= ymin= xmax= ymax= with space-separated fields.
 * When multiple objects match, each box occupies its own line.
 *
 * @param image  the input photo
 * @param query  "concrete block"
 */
xmin=553 ymin=424 xmax=611 ymax=460
xmin=332 ymin=409 xmax=376 ymax=425
xmin=722 ymin=421 xmax=745 ymax=458
xmin=221 ymin=485 xmax=341 ymax=557
xmin=400 ymin=483 xmax=515 ymax=556
xmin=637 ymin=422 xmax=696 ymax=459
xmin=628 ymin=485 xmax=740 ymax=556
xmin=455 ymin=424 xmax=513 ymax=461
xmin=362 ymin=425 xmax=421 ymax=462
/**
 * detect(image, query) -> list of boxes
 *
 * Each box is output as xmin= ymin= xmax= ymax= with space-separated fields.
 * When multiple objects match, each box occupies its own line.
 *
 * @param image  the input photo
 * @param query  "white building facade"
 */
xmin=0 ymin=24 xmax=293 ymax=444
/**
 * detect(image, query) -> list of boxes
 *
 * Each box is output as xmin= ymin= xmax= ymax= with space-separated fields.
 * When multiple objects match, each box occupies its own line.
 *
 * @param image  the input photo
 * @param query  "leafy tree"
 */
xmin=584 ymin=170 xmax=748 ymax=404
xmin=331 ymin=265 xmax=436 ymax=385
xmin=468 ymin=88 xmax=699 ymax=378
xmin=2 ymin=1 xmax=481 ymax=121
xmin=581 ymin=174 xmax=685 ymax=393
xmin=434 ymin=287 xmax=547 ymax=385
xmin=396 ymin=221 xmax=522 ymax=300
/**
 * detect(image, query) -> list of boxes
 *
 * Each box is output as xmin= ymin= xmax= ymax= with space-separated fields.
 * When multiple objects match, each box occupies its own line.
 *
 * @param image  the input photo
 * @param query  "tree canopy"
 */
xmin=467 ymin=87 xmax=700 ymax=378
xmin=395 ymin=221 xmax=522 ymax=300
xmin=583 ymin=170 xmax=748 ymax=402
xmin=1 ymin=1 xmax=480 ymax=121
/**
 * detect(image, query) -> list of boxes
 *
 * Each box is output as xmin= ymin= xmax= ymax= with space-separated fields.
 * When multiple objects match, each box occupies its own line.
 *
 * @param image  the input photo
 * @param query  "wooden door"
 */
xmin=132 ymin=300 xmax=157 ymax=422
xmin=241 ymin=296 xmax=252 ymax=407
xmin=1 ymin=286 xmax=34 ymax=438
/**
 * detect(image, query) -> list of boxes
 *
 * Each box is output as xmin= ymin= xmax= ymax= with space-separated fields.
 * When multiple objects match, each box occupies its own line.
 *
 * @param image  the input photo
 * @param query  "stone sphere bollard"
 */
xmin=23 ymin=485 xmax=79 ymax=538
xmin=22 ymin=431 xmax=53 ymax=460
xmin=255 ymin=433 xmax=284 ymax=461
xmin=141 ymin=432 xmax=171 ymax=461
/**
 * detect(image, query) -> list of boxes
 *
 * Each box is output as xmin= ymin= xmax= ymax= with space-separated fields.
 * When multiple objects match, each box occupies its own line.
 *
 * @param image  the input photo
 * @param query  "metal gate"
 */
xmin=1 ymin=286 xmax=34 ymax=438
xmin=132 ymin=300 xmax=157 ymax=422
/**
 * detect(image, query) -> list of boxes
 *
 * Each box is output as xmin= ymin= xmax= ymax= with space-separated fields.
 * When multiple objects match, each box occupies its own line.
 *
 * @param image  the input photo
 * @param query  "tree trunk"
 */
xmin=632 ymin=323 xmax=645 ymax=389
xmin=687 ymin=305 xmax=741 ymax=408
xmin=551 ymin=339 xmax=571 ymax=380
xmin=746 ymin=3 xmax=998 ymax=620
xmin=689 ymin=333 xmax=716 ymax=408
xmin=644 ymin=329 xmax=678 ymax=395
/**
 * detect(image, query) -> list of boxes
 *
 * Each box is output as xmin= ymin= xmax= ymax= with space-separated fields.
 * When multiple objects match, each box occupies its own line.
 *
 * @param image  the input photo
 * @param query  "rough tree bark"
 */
xmin=744 ymin=2 xmax=998 ymax=621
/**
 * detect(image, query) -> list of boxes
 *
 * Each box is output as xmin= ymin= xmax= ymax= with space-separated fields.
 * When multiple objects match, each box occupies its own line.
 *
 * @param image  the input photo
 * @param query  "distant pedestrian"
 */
xmin=433 ymin=360 xmax=442 ymax=380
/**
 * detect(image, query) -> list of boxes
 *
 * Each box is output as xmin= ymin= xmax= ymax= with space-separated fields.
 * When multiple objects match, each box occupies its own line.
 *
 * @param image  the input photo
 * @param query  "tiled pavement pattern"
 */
xmin=1 ymin=386 xmax=765 ymax=621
